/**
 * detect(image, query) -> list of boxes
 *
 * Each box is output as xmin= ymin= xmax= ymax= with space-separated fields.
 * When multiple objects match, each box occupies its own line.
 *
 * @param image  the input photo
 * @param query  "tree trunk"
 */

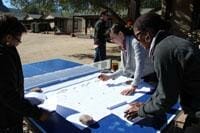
xmin=128 ymin=0 xmax=140 ymax=21
xmin=128 ymin=0 xmax=136 ymax=20
xmin=162 ymin=0 xmax=172 ymax=21
xmin=135 ymin=0 xmax=141 ymax=19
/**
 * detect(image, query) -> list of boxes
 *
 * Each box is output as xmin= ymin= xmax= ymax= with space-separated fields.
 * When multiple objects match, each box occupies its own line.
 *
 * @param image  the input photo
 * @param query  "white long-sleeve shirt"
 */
xmin=109 ymin=36 xmax=154 ymax=86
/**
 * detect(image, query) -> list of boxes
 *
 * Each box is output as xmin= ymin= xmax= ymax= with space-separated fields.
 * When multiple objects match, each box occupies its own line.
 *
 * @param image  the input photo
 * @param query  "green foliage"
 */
xmin=10 ymin=0 xmax=57 ymax=14
xmin=59 ymin=0 xmax=128 ymax=15
xmin=141 ymin=0 xmax=161 ymax=8
xmin=10 ymin=0 xmax=161 ymax=16
xmin=10 ymin=0 xmax=128 ymax=15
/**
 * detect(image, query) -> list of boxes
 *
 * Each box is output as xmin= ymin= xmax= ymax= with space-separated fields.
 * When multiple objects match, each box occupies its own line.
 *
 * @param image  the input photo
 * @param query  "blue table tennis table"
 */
xmin=23 ymin=58 xmax=180 ymax=133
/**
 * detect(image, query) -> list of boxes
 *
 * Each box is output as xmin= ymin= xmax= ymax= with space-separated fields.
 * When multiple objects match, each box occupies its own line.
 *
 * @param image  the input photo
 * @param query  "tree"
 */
xmin=10 ymin=0 xmax=57 ymax=14
xmin=10 ymin=0 xmax=161 ymax=22
xmin=59 ymin=0 xmax=160 ymax=24
xmin=59 ymin=0 xmax=142 ymax=25
xmin=128 ymin=0 xmax=141 ymax=21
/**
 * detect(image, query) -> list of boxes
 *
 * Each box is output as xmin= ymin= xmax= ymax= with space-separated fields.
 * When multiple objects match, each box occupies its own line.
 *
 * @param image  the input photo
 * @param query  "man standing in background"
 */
xmin=93 ymin=10 xmax=109 ymax=62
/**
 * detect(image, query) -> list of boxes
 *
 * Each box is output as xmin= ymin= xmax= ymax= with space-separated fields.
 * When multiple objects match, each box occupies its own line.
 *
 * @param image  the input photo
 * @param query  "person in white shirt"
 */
xmin=98 ymin=24 xmax=155 ymax=95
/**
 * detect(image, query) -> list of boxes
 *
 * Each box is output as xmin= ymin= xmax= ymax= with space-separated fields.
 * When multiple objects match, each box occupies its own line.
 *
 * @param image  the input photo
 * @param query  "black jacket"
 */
xmin=0 ymin=44 xmax=42 ymax=128
xmin=94 ymin=19 xmax=107 ymax=45
xmin=138 ymin=31 xmax=200 ymax=119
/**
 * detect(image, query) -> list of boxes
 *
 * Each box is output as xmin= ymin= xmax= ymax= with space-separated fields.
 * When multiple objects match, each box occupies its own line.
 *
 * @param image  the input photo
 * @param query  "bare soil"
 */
xmin=17 ymin=33 xmax=120 ymax=65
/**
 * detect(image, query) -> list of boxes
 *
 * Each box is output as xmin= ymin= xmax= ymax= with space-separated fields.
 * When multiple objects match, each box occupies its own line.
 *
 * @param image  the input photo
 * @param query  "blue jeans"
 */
xmin=94 ymin=44 xmax=106 ymax=62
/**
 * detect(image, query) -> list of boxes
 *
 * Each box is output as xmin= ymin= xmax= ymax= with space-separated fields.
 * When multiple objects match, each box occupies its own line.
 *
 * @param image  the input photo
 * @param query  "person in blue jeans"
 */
xmin=99 ymin=24 xmax=155 ymax=95
xmin=93 ymin=10 xmax=109 ymax=62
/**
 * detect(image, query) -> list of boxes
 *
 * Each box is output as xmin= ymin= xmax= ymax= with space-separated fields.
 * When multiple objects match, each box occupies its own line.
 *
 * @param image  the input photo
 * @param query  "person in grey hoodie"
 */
xmin=98 ymin=24 xmax=155 ymax=95
xmin=124 ymin=13 xmax=200 ymax=132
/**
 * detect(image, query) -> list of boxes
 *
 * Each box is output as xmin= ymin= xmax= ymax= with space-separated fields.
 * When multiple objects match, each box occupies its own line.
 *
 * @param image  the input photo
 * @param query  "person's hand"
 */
xmin=93 ymin=44 xmax=99 ymax=48
xmin=121 ymin=86 xmax=137 ymax=95
xmin=39 ymin=109 xmax=51 ymax=121
xmin=124 ymin=102 xmax=143 ymax=121
xmin=30 ymin=87 xmax=43 ymax=93
xmin=98 ymin=74 xmax=110 ymax=81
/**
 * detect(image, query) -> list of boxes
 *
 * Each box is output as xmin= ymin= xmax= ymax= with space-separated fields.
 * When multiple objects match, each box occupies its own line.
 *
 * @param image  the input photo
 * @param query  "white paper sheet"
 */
xmin=38 ymin=72 xmax=154 ymax=130
xmin=38 ymin=96 xmax=58 ymax=111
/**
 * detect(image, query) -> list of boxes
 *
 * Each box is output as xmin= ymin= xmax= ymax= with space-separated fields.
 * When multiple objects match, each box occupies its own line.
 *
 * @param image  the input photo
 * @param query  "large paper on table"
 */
xmin=37 ymin=72 xmax=154 ymax=130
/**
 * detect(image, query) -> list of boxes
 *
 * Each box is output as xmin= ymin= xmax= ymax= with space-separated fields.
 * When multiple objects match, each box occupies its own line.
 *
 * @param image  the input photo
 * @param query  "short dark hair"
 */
xmin=100 ymin=10 xmax=108 ymax=17
xmin=110 ymin=23 xmax=133 ymax=36
xmin=0 ymin=14 xmax=27 ymax=40
xmin=134 ymin=13 xmax=169 ymax=35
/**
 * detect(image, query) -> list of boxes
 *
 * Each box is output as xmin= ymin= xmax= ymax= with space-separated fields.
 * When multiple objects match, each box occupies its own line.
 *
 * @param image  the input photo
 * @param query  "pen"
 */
xmin=107 ymin=101 xmax=127 ymax=110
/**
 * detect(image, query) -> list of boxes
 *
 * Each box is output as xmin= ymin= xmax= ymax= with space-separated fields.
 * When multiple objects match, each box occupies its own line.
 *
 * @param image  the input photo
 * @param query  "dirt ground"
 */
xmin=17 ymin=33 xmax=120 ymax=65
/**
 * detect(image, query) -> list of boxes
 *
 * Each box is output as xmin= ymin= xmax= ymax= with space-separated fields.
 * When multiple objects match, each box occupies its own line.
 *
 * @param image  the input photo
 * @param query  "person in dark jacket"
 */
xmin=93 ymin=10 xmax=109 ymax=62
xmin=124 ymin=13 xmax=200 ymax=132
xmin=0 ymin=14 xmax=50 ymax=133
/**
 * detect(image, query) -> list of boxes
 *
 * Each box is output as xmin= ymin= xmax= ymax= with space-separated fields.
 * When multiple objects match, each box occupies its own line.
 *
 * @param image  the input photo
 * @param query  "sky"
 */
xmin=2 ymin=0 xmax=14 ymax=8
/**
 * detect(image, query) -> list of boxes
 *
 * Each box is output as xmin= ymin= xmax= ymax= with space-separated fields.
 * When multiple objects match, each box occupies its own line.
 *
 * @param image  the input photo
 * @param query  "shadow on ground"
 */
xmin=69 ymin=54 xmax=120 ymax=61
xmin=69 ymin=54 xmax=94 ymax=60
xmin=69 ymin=47 xmax=120 ymax=61
xmin=107 ymin=47 xmax=120 ymax=53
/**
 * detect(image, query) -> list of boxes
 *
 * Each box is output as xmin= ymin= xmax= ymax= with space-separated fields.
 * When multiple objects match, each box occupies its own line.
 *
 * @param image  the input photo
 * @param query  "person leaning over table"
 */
xmin=0 ymin=14 xmax=50 ymax=133
xmin=98 ymin=23 xmax=156 ymax=95
xmin=124 ymin=13 xmax=200 ymax=132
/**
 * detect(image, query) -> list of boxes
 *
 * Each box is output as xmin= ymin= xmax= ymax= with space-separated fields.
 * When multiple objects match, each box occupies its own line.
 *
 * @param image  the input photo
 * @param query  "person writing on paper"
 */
xmin=0 ymin=14 xmax=50 ymax=132
xmin=99 ymin=24 xmax=155 ymax=95
xmin=124 ymin=13 xmax=200 ymax=132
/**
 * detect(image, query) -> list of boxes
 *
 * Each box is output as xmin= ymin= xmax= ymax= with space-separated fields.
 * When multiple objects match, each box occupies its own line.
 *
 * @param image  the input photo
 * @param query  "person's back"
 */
xmin=121 ymin=36 xmax=154 ymax=79
xmin=124 ymin=13 xmax=200 ymax=131
xmin=154 ymin=33 xmax=200 ymax=114
xmin=94 ymin=19 xmax=107 ymax=46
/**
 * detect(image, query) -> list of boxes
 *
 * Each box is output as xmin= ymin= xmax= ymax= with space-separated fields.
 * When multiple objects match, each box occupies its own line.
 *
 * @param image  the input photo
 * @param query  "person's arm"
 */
xmin=0 ymin=53 xmax=47 ymax=120
xmin=138 ymin=45 xmax=180 ymax=117
xmin=109 ymin=69 xmax=123 ymax=79
xmin=121 ymin=41 xmax=145 ymax=95
xmin=131 ymin=41 xmax=146 ymax=87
